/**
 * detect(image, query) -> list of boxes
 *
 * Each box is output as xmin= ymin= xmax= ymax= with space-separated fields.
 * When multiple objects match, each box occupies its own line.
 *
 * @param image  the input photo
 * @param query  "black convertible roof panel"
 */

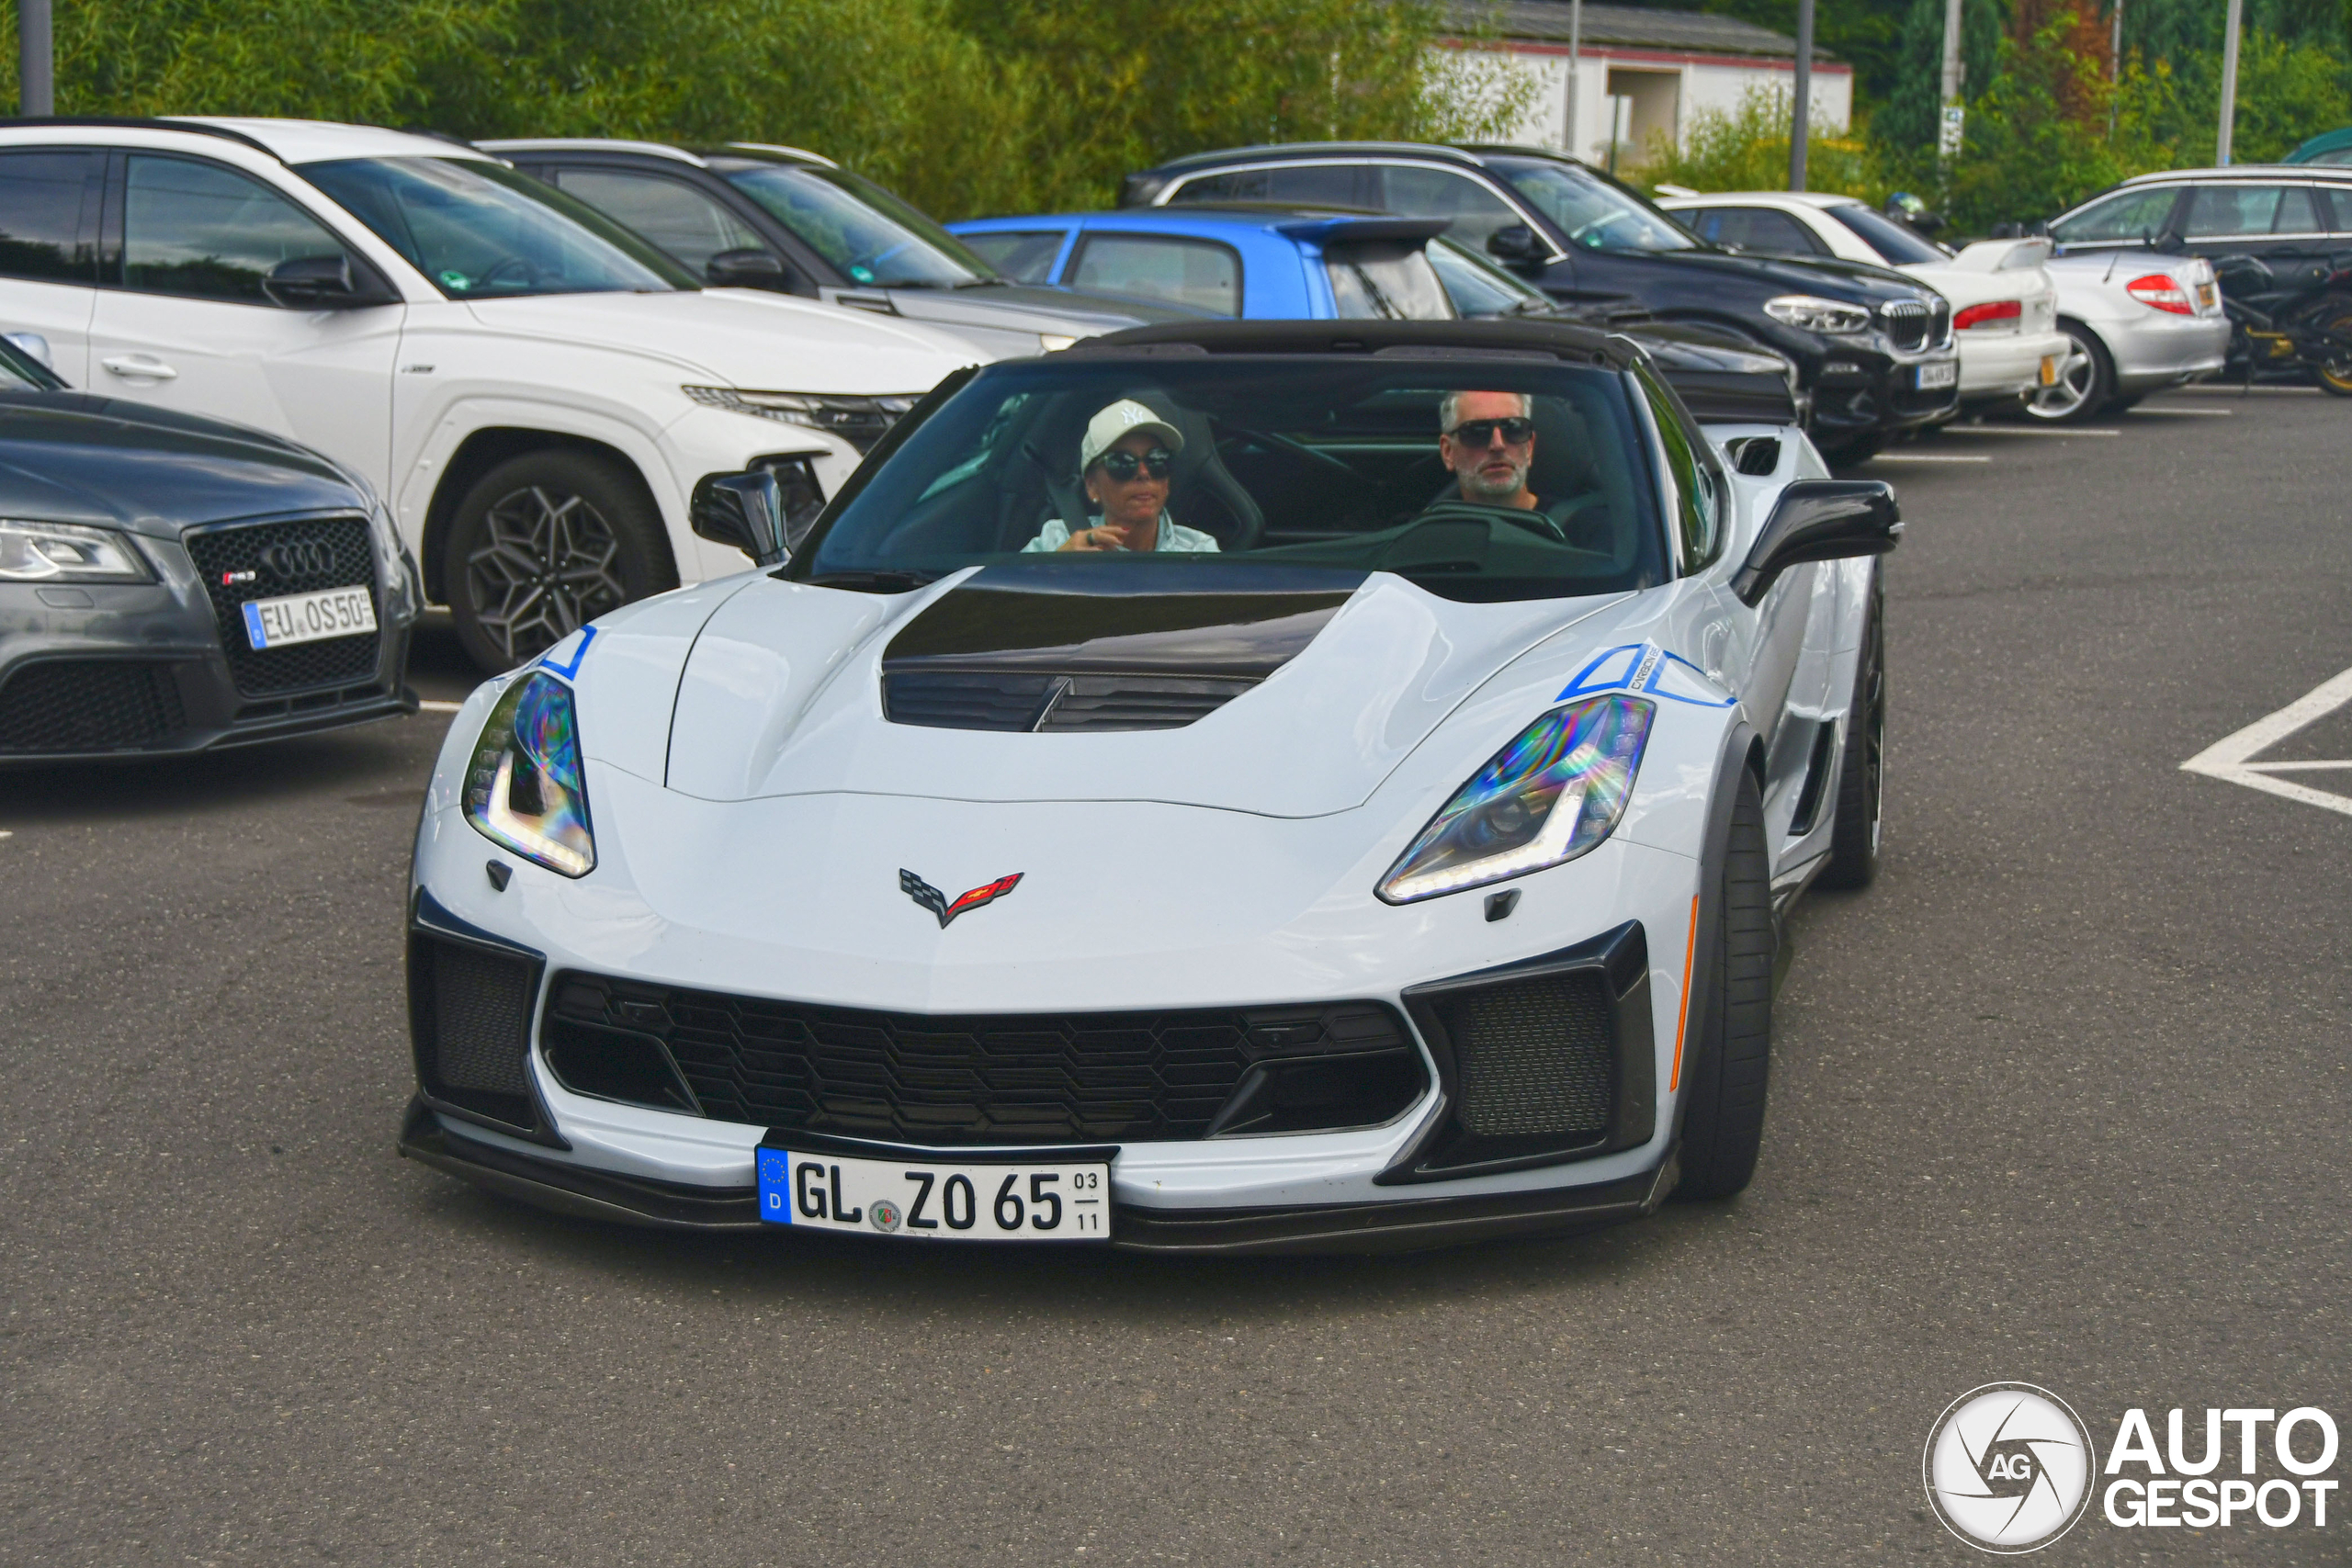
xmin=1072 ymin=319 xmax=1634 ymax=369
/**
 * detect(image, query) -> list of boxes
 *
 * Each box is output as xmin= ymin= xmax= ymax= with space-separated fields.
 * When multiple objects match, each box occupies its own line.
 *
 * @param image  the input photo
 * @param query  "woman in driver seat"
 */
xmin=1025 ymin=399 xmax=1221 ymax=553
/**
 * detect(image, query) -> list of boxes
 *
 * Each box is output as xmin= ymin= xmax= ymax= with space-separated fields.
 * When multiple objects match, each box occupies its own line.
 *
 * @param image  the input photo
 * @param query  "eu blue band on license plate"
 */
xmin=241 ymin=601 xmax=268 ymax=648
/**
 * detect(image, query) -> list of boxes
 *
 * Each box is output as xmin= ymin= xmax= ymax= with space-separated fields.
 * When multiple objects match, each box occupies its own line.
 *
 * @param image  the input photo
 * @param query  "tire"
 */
xmin=2315 ymin=307 xmax=2352 ymax=398
xmin=1816 ymin=575 xmax=1885 ymax=890
xmin=1673 ymin=767 xmax=1775 ymax=1201
xmin=446 ymin=450 xmax=675 ymax=671
xmin=2024 ymin=321 xmax=2111 ymax=423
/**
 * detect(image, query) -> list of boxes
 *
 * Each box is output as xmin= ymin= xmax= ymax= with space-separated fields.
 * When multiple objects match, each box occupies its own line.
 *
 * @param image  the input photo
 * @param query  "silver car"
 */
xmin=2034 ymin=174 xmax=2258 ymax=421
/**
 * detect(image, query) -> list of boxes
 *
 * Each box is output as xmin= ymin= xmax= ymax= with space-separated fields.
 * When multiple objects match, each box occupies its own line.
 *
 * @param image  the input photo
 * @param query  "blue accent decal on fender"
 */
xmin=537 ymin=625 xmax=597 ymax=681
xmin=1557 ymin=640 xmax=1736 ymax=707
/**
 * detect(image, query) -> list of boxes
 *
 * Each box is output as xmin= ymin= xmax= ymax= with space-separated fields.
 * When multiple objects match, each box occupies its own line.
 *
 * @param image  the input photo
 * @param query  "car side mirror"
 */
xmin=264 ymin=254 xmax=390 ymax=309
xmin=1486 ymin=223 xmax=1544 ymax=268
xmin=1730 ymin=479 xmax=1900 ymax=607
xmin=693 ymin=461 xmax=829 ymax=566
xmin=707 ymin=248 xmax=787 ymax=288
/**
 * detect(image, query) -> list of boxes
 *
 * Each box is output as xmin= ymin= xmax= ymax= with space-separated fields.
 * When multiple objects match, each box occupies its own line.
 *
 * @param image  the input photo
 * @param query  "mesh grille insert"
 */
xmin=547 ymin=972 xmax=1414 ymax=1145
xmin=184 ymin=515 xmax=380 ymax=696
xmin=428 ymin=943 xmax=535 ymax=1095
xmin=1442 ymin=972 xmax=1615 ymax=1140
xmin=0 ymin=660 xmax=186 ymax=752
xmin=882 ymin=671 xmax=1256 ymax=732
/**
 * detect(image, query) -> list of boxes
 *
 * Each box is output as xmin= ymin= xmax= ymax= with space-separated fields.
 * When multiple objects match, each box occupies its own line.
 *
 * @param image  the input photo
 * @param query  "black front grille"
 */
xmin=1442 ymin=974 xmax=1615 ymax=1140
xmin=184 ymin=515 xmax=379 ymax=696
xmin=547 ymin=972 xmax=1419 ymax=1145
xmin=1882 ymin=300 xmax=1930 ymax=353
xmin=0 ymin=660 xmax=186 ymax=752
xmin=882 ymin=671 xmax=1255 ymax=733
xmin=409 ymin=931 xmax=544 ymax=1134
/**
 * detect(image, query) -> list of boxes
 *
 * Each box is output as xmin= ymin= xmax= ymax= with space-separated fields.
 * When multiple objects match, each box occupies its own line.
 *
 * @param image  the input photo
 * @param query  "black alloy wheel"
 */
xmin=447 ymin=451 xmax=675 ymax=671
xmin=1816 ymin=577 xmax=1885 ymax=890
xmin=2025 ymin=321 xmax=2112 ymax=423
xmin=1672 ymin=767 xmax=1775 ymax=1201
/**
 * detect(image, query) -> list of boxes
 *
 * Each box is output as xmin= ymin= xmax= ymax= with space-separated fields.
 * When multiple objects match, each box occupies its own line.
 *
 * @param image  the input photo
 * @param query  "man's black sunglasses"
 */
xmin=1094 ymin=447 xmax=1175 ymax=481
xmin=1446 ymin=417 xmax=1535 ymax=447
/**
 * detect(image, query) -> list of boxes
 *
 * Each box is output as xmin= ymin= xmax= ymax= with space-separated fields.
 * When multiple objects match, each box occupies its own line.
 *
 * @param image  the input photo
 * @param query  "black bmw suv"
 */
xmin=1123 ymin=142 xmax=1957 ymax=457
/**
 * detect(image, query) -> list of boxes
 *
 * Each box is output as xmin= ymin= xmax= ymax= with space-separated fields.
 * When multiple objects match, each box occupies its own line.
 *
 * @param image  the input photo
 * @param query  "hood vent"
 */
xmin=876 ymin=560 xmax=1363 ymax=734
xmin=884 ymin=670 xmax=1258 ymax=733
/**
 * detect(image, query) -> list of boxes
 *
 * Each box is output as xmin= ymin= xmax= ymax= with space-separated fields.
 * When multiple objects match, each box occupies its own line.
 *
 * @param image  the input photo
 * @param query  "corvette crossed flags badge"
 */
xmin=899 ymin=869 xmax=1023 ymax=928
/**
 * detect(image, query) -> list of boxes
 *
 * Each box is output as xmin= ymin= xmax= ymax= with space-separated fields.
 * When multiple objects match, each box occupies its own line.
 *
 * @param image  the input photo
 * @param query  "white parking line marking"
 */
xmin=0 ymin=829 xmax=12 ymax=840
xmin=1936 ymin=425 xmax=2121 ymax=437
xmin=2242 ymin=760 xmax=2352 ymax=772
xmin=2181 ymin=665 xmax=2352 ymax=818
xmin=2129 ymin=405 xmax=2234 ymax=415
xmin=1871 ymin=454 xmax=1992 ymax=464
xmin=2177 ymin=384 xmax=2321 ymax=395
xmin=418 ymin=699 xmax=463 ymax=714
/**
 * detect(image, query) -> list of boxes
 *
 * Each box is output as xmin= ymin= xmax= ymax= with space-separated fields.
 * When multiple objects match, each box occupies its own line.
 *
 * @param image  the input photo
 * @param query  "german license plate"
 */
xmin=1917 ymin=359 xmax=1958 ymax=389
xmin=241 ymin=585 xmax=377 ymax=649
xmin=757 ymin=1147 xmax=1111 ymax=1241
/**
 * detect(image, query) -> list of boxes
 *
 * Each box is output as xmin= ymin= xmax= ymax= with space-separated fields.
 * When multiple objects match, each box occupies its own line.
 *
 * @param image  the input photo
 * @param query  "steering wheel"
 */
xmin=1414 ymin=497 xmax=1569 ymax=544
xmin=479 ymin=256 xmax=543 ymax=291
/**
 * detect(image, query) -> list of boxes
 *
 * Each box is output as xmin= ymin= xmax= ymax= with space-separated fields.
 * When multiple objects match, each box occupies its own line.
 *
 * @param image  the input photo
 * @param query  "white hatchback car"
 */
xmin=0 ymin=118 xmax=978 ymax=669
xmin=1657 ymin=192 xmax=2073 ymax=411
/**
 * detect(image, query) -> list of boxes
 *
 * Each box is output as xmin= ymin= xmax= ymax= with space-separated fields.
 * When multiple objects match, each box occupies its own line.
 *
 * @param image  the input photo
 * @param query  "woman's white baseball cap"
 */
xmin=1080 ymin=399 xmax=1185 ymax=471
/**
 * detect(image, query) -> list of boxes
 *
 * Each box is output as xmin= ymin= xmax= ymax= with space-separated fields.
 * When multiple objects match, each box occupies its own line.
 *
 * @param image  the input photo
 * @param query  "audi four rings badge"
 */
xmin=899 ymin=869 xmax=1022 ymax=928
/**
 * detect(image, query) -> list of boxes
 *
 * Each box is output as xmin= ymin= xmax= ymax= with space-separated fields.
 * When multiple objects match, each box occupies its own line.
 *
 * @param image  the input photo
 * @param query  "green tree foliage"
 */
xmin=0 ymin=0 xmax=1524 ymax=220
xmin=1637 ymin=85 xmax=1881 ymax=197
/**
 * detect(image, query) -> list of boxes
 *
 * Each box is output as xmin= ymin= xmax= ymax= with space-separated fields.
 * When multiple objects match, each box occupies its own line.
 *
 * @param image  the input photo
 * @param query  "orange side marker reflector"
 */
xmin=1669 ymin=893 xmax=1700 ymax=1091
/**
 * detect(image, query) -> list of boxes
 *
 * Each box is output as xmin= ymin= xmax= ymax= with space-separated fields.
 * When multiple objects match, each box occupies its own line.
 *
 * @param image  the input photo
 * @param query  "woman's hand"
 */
xmin=1055 ymin=525 xmax=1128 ymax=552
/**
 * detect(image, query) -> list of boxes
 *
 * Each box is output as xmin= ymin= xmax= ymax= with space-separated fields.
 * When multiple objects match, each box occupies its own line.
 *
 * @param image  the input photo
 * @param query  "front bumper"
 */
xmin=398 ymin=1097 xmax=1679 ymax=1253
xmin=1807 ymin=346 xmax=1960 ymax=443
xmin=0 ymin=512 xmax=420 ymax=764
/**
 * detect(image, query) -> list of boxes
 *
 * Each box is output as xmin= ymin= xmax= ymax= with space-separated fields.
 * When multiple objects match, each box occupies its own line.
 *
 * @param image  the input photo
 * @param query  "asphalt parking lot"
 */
xmin=3 ymin=388 xmax=2347 ymax=1566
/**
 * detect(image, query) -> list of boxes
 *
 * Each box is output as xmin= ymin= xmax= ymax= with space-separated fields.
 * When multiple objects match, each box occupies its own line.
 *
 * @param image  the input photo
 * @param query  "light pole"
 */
xmin=1789 ymin=0 xmax=1814 ymax=190
xmin=2216 ymin=0 xmax=2243 ymax=166
xmin=1939 ymin=0 xmax=1966 ymax=161
xmin=1566 ymin=0 xmax=1583 ymax=160
xmin=19 ymin=0 xmax=52 ymax=117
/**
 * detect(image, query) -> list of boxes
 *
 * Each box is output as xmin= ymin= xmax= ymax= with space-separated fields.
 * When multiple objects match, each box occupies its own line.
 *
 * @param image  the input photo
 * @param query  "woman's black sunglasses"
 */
xmin=1446 ymin=417 xmax=1536 ymax=447
xmin=1094 ymin=447 xmax=1175 ymax=481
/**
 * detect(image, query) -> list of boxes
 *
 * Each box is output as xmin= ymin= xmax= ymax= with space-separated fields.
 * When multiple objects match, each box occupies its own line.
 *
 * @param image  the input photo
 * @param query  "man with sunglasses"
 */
xmin=1024 ymin=399 xmax=1220 ymax=554
xmin=1437 ymin=390 xmax=1545 ymax=513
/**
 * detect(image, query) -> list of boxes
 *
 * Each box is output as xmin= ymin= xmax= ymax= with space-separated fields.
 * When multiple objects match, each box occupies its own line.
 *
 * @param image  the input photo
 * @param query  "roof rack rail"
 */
xmin=0 ymin=116 xmax=285 ymax=160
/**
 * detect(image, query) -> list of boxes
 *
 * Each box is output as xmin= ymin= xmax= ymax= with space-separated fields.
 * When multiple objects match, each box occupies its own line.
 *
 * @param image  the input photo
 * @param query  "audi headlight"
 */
xmin=1378 ymin=695 xmax=1653 ymax=904
xmin=463 ymin=671 xmax=594 ymax=877
xmin=0 ymin=519 xmax=152 ymax=581
xmin=1764 ymin=295 xmax=1871 ymax=335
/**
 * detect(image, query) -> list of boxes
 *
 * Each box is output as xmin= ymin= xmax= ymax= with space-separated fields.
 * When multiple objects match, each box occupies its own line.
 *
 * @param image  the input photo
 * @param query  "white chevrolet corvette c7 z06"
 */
xmin=400 ymin=319 xmax=1898 ymax=1253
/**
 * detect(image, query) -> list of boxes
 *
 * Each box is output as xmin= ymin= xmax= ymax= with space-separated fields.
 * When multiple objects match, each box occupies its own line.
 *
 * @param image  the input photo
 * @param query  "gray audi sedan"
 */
xmin=0 ymin=337 xmax=419 ymax=762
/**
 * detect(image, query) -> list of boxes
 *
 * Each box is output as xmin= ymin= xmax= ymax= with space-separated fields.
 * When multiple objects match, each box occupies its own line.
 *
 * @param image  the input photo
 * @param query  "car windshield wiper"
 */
xmin=803 ymin=568 xmax=942 ymax=592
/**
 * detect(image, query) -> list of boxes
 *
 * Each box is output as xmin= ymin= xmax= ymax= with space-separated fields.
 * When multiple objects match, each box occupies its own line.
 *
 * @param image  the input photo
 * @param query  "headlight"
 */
xmin=0 ymin=519 xmax=151 ymax=581
xmin=1764 ymin=295 xmax=1872 ymax=335
xmin=462 ymin=671 xmax=594 ymax=877
xmin=1378 ymin=694 xmax=1652 ymax=904
xmin=682 ymin=386 xmax=921 ymax=453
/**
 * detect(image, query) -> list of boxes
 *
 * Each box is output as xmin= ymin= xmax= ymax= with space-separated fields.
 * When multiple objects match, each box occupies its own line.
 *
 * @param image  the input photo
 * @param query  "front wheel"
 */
xmin=2314 ymin=306 xmax=2352 ymax=397
xmin=2025 ymin=322 xmax=2111 ymax=423
xmin=1673 ymin=768 xmax=1776 ymax=1201
xmin=446 ymin=451 xmax=675 ymax=671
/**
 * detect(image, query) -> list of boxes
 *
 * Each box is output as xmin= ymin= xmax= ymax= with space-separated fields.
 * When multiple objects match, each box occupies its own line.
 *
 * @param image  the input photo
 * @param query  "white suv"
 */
xmin=0 ymin=118 xmax=978 ymax=668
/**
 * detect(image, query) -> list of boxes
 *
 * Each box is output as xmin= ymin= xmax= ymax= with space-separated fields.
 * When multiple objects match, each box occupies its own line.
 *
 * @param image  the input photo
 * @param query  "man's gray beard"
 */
xmin=1462 ymin=461 xmax=1528 ymax=502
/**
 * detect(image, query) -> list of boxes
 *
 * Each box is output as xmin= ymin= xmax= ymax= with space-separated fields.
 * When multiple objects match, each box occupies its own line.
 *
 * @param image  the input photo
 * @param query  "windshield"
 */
xmin=300 ymin=157 xmax=695 ymax=299
xmin=1426 ymin=236 xmax=1555 ymax=317
xmin=1825 ymin=204 xmax=1948 ymax=265
xmin=718 ymin=162 xmax=996 ymax=288
xmin=1496 ymin=163 xmax=1697 ymax=254
xmin=797 ymin=357 xmax=1667 ymax=604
